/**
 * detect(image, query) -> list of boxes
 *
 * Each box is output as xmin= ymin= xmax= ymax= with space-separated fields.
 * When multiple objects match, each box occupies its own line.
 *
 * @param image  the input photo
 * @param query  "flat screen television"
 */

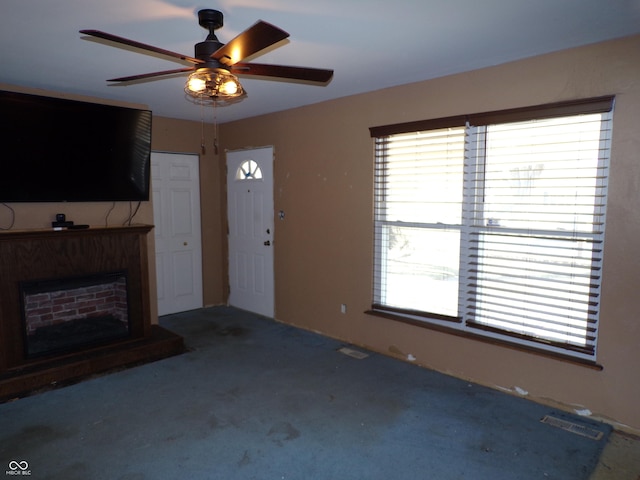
xmin=0 ymin=90 xmax=152 ymax=202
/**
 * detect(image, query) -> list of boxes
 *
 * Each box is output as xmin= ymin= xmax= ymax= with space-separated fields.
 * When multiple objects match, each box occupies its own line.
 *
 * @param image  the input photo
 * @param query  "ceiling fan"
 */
xmin=80 ymin=9 xmax=334 ymax=104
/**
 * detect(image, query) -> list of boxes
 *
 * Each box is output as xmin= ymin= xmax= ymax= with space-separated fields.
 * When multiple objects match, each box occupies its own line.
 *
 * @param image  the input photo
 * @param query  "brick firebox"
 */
xmin=23 ymin=273 xmax=129 ymax=334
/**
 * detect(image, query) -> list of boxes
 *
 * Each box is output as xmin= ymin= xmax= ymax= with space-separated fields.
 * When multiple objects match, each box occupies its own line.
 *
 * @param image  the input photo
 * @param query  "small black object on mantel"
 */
xmin=52 ymin=213 xmax=74 ymax=228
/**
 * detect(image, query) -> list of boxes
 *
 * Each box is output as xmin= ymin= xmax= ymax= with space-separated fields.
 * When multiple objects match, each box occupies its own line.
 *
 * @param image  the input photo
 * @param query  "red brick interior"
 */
xmin=24 ymin=276 xmax=128 ymax=334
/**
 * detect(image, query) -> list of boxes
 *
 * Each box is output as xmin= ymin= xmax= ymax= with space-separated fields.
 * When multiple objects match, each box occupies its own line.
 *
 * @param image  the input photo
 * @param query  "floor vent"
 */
xmin=540 ymin=415 xmax=604 ymax=441
xmin=338 ymin=347 xmax=369 ymax=360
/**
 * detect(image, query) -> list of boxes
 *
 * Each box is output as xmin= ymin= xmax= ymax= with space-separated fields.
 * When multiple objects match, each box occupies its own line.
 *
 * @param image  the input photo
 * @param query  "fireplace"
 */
xmin=0 ymin=225 xmax=185 ymax=401
xmin=21 ymin=272 xmax=131 ymax=358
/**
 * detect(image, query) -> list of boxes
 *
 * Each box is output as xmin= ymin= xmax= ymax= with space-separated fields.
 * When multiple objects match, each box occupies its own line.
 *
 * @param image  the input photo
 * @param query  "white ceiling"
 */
xmin=2 ymin=0 xmax=640 ymax=124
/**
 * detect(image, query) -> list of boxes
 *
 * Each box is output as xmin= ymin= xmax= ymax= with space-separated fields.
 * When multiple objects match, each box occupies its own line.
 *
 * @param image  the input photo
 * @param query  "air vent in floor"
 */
xmin=338 ymin=347 xmax=369 ymax=359
xmin=540 ymin=414 xmax=604 ymax=441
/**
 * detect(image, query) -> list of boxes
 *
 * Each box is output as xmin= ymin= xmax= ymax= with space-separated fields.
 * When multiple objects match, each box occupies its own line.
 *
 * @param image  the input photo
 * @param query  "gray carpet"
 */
xmin=0 ymin=306 xmax=611 ymax=479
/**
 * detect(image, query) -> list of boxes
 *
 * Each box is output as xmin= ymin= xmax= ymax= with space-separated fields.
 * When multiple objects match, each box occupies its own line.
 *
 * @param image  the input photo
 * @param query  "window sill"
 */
xmin=365 ymin=308 xmax=604 ymax=371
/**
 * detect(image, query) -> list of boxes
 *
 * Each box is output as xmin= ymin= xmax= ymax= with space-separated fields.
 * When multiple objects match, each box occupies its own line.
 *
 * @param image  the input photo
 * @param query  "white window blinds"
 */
xmin=371 ymin=97 xmax=614 ymax=360
xmin=373 ymin=127 xmax=466 ymax=318
xmin=464 ymin=113 xmax=611 ymax=355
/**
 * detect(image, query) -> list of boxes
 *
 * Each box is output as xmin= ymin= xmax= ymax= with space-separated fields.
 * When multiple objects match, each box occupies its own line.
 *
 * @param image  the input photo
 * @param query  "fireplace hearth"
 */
xmin=28 ymin=315 xmax=129 ymax=357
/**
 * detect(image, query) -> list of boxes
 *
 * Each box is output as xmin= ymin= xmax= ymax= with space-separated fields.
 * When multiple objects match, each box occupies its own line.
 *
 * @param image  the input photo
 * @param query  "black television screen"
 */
xmin=0 ymin=90 xmax=151 ymax=202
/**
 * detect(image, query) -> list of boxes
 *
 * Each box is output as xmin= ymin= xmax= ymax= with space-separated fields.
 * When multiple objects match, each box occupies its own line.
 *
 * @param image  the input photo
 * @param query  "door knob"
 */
xmin=264 ymin=240 xmax=271 ymax=246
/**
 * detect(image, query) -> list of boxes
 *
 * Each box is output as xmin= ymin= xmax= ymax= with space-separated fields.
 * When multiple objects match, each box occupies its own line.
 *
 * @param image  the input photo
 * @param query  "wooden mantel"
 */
xmin=0 ymin=225 xmax=184 ymax=400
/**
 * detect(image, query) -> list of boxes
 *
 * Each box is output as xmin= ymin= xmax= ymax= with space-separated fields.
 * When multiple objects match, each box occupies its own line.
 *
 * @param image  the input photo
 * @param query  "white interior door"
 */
xmin=152 ymin=151 xmax=203 ymax=316
xmin=226 ymin=147 xmax=275 ymax=317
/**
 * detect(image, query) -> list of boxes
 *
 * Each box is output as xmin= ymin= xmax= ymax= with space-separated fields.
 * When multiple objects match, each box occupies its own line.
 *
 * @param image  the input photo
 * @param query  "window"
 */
xmin=370 ymin=97 xmax=614 ymax=361
xmin=235 ymin=159 xmax=263 ymax=180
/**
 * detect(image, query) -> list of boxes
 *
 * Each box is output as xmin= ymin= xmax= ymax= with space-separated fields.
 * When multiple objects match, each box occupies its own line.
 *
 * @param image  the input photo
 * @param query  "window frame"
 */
xmin=368 ymin=96 xmax=614 ymax=368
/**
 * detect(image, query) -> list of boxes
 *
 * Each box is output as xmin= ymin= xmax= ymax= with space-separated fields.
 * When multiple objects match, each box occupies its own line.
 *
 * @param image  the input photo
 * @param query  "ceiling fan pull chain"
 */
xmin=213 ymin=102 xmax=219 ymax=155
xmin=200 ymin=101 xmax=206 ymax=155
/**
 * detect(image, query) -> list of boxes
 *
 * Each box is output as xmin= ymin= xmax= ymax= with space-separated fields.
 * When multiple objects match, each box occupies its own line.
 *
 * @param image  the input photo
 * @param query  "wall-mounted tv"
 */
xmin=0 ymin=90 xmax=151 ymax=202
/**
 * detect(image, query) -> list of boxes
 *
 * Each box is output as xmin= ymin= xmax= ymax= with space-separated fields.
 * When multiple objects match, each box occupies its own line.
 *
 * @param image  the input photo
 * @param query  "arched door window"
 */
xmin=235 ymin=159 xmax=263 ymax=181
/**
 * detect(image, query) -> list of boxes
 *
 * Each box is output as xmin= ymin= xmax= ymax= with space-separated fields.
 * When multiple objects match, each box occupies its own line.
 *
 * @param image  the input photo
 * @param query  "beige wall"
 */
xmin=217 ymin=35 xmax=640 ymax=433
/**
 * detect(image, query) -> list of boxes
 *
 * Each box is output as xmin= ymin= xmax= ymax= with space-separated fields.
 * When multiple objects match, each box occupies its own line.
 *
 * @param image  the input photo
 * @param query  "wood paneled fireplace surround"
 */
xmin=0 ymin=225 xmax=184 ymax=400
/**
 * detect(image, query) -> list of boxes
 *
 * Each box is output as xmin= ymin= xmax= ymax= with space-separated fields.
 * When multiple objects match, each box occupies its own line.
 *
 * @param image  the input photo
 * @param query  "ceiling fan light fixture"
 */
xmin=82 ymin=10 xmax=333 ymax=110
xmin=185 ymin=68 xmax=245 ymax=103
xmin=186 ymin=75 xmax=207 ymax=93
xmin=219 ymin=78 xmax=240 ymax=95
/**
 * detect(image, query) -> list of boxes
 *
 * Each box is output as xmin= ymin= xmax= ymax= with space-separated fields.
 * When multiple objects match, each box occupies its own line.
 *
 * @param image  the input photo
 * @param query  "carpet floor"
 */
xmin=0 ymin=306 xmax=612 ymax=479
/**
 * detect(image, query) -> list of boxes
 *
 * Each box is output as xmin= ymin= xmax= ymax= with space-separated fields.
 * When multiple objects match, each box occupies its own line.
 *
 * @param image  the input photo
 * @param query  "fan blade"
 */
xmin=230 ymin=63 xmax=334 ymax=83
xmin=108 ymin=67 xmax=195 ymax=83
xmin=212 ymin=21 xmax=289 ymax=66
xmin=80 ymin=29 xmax=203 ymax=65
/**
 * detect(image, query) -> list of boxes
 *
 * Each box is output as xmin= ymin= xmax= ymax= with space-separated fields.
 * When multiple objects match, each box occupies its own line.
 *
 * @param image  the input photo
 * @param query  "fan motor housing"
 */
xmin=195 ymin=9 xmax=227 ymax=69
xmin=195 ymin=40 xmax=226 ymax=69
xmin=198 ymin=9 xmax=223 ymax=31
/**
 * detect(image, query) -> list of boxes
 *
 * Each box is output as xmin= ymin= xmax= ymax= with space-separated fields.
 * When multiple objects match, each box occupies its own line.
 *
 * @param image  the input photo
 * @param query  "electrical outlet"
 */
xmin=340 ymin=304 xmax=347 ymax=314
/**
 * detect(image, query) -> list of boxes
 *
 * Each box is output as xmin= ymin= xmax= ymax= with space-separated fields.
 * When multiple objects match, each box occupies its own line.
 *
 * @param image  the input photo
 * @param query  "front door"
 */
xmin=152 ymin=151 xmax=203 ymax=316
xmin=226 ymin=147 xmax=275 ymax=317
